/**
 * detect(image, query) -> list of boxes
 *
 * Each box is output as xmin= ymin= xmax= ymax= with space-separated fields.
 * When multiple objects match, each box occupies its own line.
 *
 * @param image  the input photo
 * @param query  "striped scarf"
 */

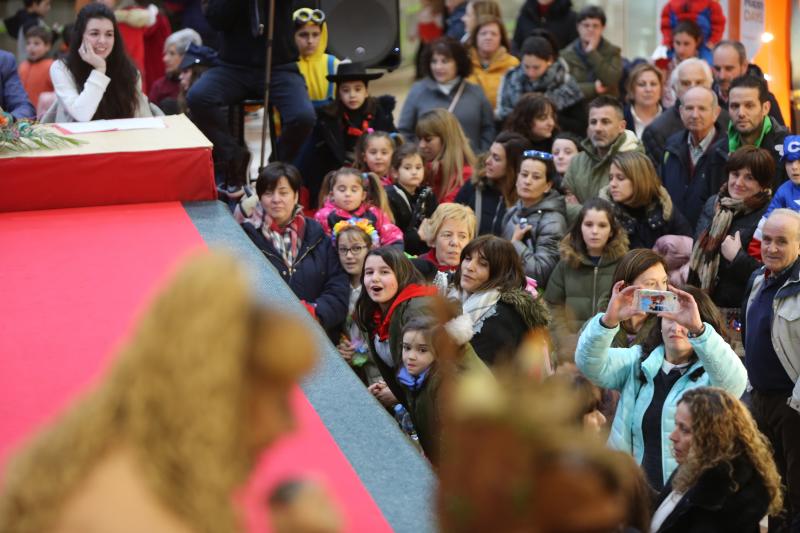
xmin=689 ymin=184 xmax=771 ymax=292
xmin=261 ymin=205 xmax=306 ymax=268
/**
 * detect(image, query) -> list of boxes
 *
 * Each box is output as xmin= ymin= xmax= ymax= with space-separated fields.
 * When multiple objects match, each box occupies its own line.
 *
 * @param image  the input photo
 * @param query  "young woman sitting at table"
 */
xmin=48 ymin=3 xmax=155 ymax=122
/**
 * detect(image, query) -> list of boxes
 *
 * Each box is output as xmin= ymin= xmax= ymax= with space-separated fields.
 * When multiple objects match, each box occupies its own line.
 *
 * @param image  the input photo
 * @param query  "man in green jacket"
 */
xmin=563 ymin=96 xmax=644 ymax=223
xmin=560 ymin=5 xmax=622 ymax=101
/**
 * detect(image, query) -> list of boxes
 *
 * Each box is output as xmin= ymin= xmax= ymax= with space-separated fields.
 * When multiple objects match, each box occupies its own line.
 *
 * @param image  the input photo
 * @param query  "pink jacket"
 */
xmin=314 ymin=200 xmax=404 ymax=246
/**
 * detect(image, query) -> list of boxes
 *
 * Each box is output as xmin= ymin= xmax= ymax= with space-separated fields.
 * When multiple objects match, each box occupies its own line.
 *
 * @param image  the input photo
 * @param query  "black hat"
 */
xmin=179 ymin=44 xmax=218 ymax=71
xmin=326 ymin=62 xmax=383 ymax=83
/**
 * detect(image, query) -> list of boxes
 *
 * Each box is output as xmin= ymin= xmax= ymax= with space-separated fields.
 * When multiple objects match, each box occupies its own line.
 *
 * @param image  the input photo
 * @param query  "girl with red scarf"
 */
xmin=355 ymin=247 xmax=438 ymax=409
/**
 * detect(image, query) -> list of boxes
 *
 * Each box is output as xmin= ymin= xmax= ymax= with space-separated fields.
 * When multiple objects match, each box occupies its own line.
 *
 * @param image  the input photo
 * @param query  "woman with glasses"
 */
xmin=333 ymin=219 xmax=384 ymax=386
xmin=501 ymin=149 xmax=567 ymax=288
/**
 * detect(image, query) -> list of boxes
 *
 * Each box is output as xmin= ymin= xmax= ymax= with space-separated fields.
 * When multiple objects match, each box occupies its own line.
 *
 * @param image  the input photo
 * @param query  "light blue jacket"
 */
xmin=576 ymin=313 xmax=747 ymax=482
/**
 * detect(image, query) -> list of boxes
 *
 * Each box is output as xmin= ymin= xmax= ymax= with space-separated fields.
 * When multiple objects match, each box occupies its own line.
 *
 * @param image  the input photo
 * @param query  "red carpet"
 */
xmin=0 ymin=202 xmax=391 ymax=532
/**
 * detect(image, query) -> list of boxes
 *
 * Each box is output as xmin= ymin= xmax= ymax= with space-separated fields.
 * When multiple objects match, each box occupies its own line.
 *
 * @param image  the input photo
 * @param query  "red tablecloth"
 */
xmin=0 ymin=115 xmax=216 ymax=213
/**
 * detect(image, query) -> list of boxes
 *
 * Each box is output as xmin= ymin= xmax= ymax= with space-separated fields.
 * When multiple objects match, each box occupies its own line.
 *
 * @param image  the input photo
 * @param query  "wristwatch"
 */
xmin=687 ymin=324 xmax=706 ymax=339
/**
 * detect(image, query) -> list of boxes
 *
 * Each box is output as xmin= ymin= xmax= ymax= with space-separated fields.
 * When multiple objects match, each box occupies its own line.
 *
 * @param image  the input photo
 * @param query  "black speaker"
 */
xmin=319 ymin=0 xmax=401 ymax=70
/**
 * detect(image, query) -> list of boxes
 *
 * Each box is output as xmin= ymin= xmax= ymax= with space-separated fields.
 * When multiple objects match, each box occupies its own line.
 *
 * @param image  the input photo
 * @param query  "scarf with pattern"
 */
xmin=688 ymin=184 xmax=771 ymax=292
xmin=261 ymin=204 xmax=306 ymax=268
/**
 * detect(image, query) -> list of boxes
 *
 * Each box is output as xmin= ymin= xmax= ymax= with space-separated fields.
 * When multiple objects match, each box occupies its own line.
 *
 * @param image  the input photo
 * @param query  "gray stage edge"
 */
xmin=184 ymin=201 xmax=436 ymax=533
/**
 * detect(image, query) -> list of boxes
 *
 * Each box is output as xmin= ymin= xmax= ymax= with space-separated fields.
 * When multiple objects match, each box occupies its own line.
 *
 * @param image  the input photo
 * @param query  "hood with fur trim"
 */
xmin=599 ymin=183 xmax=675 ymax=221
xmin=558 ymin=222 xmax=629 ymax=269
xmin=499 ymin=288 xmax=550 ymax=329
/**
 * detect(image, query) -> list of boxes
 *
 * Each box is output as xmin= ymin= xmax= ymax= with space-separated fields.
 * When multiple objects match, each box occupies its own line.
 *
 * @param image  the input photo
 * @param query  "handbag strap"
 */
xmin=447 ymin=81 xmax=466 ymax=113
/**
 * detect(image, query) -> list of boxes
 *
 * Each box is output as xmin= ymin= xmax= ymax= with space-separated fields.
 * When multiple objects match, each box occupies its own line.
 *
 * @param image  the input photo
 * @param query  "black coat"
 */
xmin=642 ymin=104 xmax=729 ymax=169
xmin=660 ymin=126 xmax=724 ymax=231
xmin=512 ymin=0 xmax=578 ymax=53
xmin=300 ymin=95 xmax=396 ymax=203
xmin=602 ymin=186 xmax=693 ymax=250
xmin=707 ymin=117 xmax=790 ymax=193
xmin=691 ymin=194 xmax=767 ymax=308
xmin=385 ymin=183 xmax=437 ymax=256
xmin=204 ymin=0 xmax=297 ymax=67
xmin=242 ymin=217 xmax=349 ymax=335
xmin=469 ymin=288 xmax=551 ymax=366
xmin=454 ymin=180 xmax=507 ymax=236
xmin=653 ymin=456 xmax=771 ymax=533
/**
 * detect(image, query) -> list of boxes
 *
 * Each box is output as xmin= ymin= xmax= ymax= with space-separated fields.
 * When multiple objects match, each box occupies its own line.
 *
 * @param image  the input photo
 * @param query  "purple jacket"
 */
xmin=0 ymin=50 xmax=35 ymax=120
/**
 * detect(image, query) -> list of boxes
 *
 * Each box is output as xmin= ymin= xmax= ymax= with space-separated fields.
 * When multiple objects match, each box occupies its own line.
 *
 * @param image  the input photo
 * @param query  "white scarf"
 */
xmin=448 ymin=287 xmax=501 ymax=334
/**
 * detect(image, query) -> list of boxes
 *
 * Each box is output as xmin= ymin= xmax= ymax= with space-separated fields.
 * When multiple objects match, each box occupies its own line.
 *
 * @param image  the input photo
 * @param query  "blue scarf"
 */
xmin=397 ymin=366 xmax=430 ymax=391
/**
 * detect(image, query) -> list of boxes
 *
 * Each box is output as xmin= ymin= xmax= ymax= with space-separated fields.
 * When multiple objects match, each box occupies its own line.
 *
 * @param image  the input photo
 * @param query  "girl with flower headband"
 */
xmin=332 ymin=219 xmax=383 ymax=386
xmin=315 ymin=167 xmax=404 ymax=247
xmin=296 ymin=63 xmax=397 ymax=207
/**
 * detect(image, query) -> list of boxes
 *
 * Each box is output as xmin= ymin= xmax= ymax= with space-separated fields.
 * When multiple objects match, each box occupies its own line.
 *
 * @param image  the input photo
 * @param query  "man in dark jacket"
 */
xmin=0 ymin=50 xmax=35 ymax=120
xmin=660 ymin=86 xmax=722 ymax=230
xmin=444 ymin=0 xmax=467 ymax=40
xmin=641 ymin=57 xmax=727 ymax=168
xmin=512 ymin=0 xmax=578 ymax=52
xmin=186 ymin=0 xmax=315 ymax=195
xmin=741 ymin=210 xmax=800 ymax=533
xmin=559 ymin=5 xmax=622 ymax=101
xmin=712 ymin=40 xmax=784 ymax=126
xmin=708 ymin=75 xmax=789 ymax=191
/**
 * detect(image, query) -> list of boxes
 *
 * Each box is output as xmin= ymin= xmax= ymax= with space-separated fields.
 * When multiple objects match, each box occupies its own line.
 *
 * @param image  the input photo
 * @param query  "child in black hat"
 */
xmin=296 ymin=63 xmax=398 ymax=209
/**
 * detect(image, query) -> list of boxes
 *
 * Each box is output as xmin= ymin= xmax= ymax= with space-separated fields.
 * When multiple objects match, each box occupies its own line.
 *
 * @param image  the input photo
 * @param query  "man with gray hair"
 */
xmin=712 ymin=39 xmax=784 ymax=126
xmin=741 ymin=208 xmax=800 ymax=532
xmin=641 ymin=57 xmax=728 ymax=167
xmin=660 ymin=85 xmax=723 ymax=230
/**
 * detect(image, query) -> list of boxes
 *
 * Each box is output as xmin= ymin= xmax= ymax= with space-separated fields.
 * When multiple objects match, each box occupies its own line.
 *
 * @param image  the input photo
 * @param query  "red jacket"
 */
xmin=660 ymin=0 xmax=725 ymax=46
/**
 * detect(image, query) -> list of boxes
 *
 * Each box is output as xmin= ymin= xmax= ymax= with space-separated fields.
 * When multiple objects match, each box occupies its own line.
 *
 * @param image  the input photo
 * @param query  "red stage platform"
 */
xmin=0 ymin=115 xmax=216 ymax=213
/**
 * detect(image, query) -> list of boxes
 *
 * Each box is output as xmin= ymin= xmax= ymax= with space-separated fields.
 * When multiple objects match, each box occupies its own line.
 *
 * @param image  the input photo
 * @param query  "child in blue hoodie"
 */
xmin=749 ymin=136 xmax=800 ymax=260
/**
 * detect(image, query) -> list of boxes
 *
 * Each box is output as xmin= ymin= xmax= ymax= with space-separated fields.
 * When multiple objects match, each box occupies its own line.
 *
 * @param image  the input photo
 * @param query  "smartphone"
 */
xmin=635 ymin=289 xmax=678 ymax=314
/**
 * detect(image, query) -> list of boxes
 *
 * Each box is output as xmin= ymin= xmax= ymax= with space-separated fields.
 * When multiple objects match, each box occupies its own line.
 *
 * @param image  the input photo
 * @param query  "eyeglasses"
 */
xmin=293 ymin=8 xmax=325 ymax=24
xmin=523 ymin=150 xmax=554 ymax=160
xmin=338 ymin=244 xmax=367 ymax=256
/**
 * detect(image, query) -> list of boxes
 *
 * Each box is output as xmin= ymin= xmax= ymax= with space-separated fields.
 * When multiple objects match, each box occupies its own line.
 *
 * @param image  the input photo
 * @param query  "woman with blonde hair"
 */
xmin=623 ymin=63 xmax=664 ymax=139
xmin=465 ymin=15 xmax=518 ymax=109
xmin=415 ymin=108 xmax=478 ymax=203
xmin=415 ymin=202 xmax=477 ymax=286
xmin=651 ymin=387 xmax=782 ymax=532
xmin=600 ymin=151 xmax=692 ymax=250
xmin=0 ymin=252 xmax=318 ymax=533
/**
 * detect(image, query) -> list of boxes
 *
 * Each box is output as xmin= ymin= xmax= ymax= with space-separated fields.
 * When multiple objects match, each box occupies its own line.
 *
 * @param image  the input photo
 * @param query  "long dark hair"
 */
xmin=567 ymin=198 xmax=623 ymax=258
xmin=453 ymin=235 xmax=526 ymax=293
xmin=65 ymin=3 xmax=140 ymax=119
xmin=354 ymin=247 xmax=425 ymax=332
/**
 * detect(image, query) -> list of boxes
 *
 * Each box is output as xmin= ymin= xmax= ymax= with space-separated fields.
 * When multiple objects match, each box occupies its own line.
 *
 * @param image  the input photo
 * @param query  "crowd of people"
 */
xmin=2 ymin=0 xmax=800 ymax=531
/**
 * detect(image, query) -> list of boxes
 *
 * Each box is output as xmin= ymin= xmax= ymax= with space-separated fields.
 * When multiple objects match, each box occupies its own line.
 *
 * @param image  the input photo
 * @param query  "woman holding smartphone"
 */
xmin=49 ymin=3 xmax=155 ymax=122
xmin=575 ymin=283 xmax=746 ymax=492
